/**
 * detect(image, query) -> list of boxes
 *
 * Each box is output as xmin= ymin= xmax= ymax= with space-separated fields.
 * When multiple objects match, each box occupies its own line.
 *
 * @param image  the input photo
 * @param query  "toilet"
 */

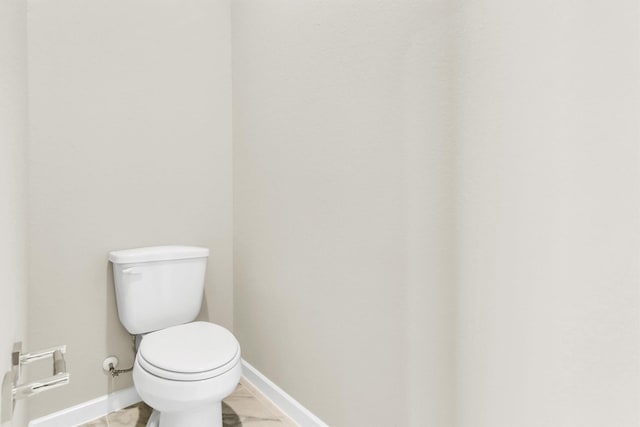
xmin=109 ymin=246 xmax=241 ymax=427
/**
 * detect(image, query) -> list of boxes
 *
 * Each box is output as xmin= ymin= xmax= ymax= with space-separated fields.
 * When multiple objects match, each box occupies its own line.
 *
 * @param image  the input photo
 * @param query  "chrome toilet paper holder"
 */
xmin=1 ymin=341 xmax=70 ymax=422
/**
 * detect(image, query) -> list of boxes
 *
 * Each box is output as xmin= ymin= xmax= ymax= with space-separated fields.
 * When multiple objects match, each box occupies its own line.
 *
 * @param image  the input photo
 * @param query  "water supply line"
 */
xmin=108 ymin=364 xmax=133 ymax=377
xmin=106 ymin=335 xmax=136 ymax=378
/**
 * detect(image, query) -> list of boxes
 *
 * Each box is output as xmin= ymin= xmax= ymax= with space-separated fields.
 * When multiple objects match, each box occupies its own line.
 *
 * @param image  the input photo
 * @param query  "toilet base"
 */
xmin=145 ymin=409 xmax=159 ymax=427
xmin=149 ymin=401 xmax=222 ymax=427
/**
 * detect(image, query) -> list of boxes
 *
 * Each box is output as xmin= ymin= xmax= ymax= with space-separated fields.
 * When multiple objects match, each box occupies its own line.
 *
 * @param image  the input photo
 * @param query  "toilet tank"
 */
xmin=108 ymin=246 xmax=209 ymax=335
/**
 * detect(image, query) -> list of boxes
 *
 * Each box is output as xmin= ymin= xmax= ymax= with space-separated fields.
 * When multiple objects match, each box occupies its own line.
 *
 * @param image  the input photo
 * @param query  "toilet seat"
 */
xmin=137 ymin=321 xmax=240 ymax=381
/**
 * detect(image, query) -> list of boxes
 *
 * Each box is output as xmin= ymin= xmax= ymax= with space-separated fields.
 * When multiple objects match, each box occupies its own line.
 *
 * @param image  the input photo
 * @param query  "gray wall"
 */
xmin=0 ymin=0 xmax=29 ymax=424
xmin=233 ymin=1 xmax=639 ymax=427
xmin=232 ymin=1 xmax=454 ymax=426
xmin=27 ymin=0 xmax=232 ymax=418
xmin=452 ymin=1 xmax=639 ymax=426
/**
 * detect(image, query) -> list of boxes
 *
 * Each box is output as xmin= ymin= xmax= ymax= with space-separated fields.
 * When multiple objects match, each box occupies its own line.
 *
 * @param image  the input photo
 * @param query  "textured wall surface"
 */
xmin=453 ymin=1 xmax=639 ymax=426
xmin=0 ymin=0 xmax=29 ymax=424
xmin=233 ymin=1 xmax=638 ymax=426
xmin=27 ymin=0 xmax=232 ymax=419
xmin=232 ymin=1 xmax=454 ymax=426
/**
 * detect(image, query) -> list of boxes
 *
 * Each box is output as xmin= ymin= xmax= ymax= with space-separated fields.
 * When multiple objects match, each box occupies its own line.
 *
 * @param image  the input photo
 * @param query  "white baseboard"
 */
xmin=28 ymin=387 xmax=140 ymax=427
xmin=28 ymin=361 xmax=328 ymax=427
xmin=241 ymin=359 xmax=329 ymax=427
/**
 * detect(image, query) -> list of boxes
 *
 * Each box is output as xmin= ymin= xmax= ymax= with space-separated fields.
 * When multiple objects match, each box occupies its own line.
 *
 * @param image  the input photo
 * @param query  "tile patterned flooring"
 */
xmin=81 ymin=378 xmax=298 ymax=427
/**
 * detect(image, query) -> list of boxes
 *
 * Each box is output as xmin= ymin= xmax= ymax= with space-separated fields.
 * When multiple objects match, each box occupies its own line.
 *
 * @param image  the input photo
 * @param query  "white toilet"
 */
xmin=109 ymin=246 xmax=241 ymax=427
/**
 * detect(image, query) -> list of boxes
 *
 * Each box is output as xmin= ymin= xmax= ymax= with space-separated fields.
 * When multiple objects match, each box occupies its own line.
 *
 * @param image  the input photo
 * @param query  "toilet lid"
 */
xmin=137 ymin=321 xmax=240 ymax=381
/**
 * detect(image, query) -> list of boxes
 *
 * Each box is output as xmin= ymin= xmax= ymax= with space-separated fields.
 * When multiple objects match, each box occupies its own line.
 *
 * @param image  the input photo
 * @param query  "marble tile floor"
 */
xmin=81 ymin=378 xmax=298 ymax=427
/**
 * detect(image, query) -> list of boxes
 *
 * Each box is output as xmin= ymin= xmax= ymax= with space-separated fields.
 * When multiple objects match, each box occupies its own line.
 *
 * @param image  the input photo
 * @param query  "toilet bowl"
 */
xmin=133 ymin=322 xmax=242 ymax=427
xmin=108 ymin=246 xmax=241 ymax=427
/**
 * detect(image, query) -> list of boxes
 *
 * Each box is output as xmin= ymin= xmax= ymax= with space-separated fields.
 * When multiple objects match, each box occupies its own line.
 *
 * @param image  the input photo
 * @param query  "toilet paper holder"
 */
xmin=1 ymin=341 xmax=70 ymax=422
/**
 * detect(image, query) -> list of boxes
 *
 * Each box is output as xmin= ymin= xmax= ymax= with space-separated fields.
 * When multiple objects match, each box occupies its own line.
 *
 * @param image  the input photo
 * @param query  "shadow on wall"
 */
xmin=105 ymin=262 xmax=136 ymax=394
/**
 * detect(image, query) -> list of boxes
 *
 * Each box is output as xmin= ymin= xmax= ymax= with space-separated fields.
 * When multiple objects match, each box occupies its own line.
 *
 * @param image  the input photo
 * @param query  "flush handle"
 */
xmin=122 ymin=268 xmax=141 ymax=275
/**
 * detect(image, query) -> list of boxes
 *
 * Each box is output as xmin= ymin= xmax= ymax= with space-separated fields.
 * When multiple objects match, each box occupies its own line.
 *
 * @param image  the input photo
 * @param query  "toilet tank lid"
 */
xmin=108 ymin=246 xmax=209 ymax=264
